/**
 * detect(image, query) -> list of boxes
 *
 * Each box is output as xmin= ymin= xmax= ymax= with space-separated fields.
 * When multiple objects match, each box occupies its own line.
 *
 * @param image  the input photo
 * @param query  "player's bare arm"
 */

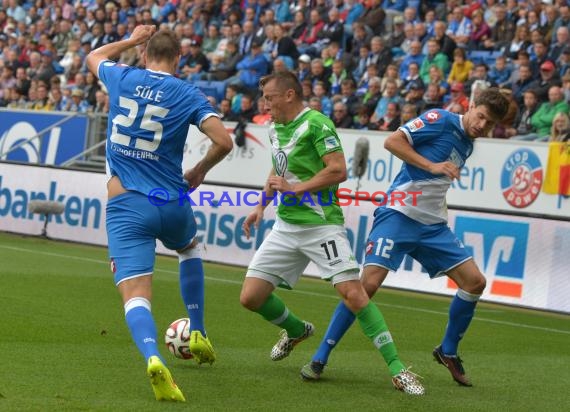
xmin=267 ymin=151 xmax=347 ymax=195
xmin=242 ymin=168 xmax=277 ymax=239
xmin=184 ymin=117 xmax=233 ymax=189
xmin=385 ymin=130 xmax=460 ymax=180
xmin=86 ymin=25 xmax=156 ymax=76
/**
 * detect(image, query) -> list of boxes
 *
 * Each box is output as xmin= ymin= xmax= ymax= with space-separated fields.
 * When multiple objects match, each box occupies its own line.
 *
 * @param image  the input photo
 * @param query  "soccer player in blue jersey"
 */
xmin=302 ymin=88 xmax=509 ymax=387
xmin=86 ymin=25 xmax=233 ymax=402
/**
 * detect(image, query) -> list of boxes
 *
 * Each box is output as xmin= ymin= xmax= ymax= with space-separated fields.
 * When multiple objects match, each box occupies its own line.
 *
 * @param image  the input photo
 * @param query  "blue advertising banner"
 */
xmin=0 ymin=110 xmax=87 ymax=165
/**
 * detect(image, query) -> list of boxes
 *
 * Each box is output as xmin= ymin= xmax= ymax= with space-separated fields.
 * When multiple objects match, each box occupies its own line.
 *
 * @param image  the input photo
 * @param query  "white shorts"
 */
xmin=246 ymin=218 xmax=360 ymax=289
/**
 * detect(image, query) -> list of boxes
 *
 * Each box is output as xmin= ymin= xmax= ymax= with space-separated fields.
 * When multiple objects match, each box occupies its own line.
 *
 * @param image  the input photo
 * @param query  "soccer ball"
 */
xmin=165 ymin=318 xmax=193 ymax=359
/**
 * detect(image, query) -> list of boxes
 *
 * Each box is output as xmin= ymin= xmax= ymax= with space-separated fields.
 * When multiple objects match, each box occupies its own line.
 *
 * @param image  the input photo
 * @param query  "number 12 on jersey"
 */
xmin=373 ymin=238 xmax=394 ymax=258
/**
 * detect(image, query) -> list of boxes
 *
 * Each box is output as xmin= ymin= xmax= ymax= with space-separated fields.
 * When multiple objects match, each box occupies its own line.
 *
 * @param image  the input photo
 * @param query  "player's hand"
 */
xmin=129 ymin=25 xmax=156 ymax=46
xmin=430 ymin=161 xmax=460 ymax=180
xmin=267 ymin=176 xmax=295 ymax=194
xmin=184 ymin=167 xmax=206 ymax=189
xmin=242 ymin=207 xmax=264 ymax=240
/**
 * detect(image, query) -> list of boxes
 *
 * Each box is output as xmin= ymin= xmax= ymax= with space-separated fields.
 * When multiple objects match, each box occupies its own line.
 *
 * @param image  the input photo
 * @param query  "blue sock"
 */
xmin=179 ymin=246 xmax=206 ymax=336
xmin=312 ymin=301 xmax=356 ymax=364
xmin=441 ymin=289 xmax=480 ymax=356
xmin=124 ymin=297 xmax=164 ymax=363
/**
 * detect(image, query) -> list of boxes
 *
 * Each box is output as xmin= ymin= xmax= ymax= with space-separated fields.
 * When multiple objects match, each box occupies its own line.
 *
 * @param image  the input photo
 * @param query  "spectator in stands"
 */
xmin=448 ymin=47 xmax=474 ymax=85
xmin=367 ymin=36 xmax=392 ymax=78
xmin=381 ymin=0 xmax=406 ymax=35
xmin=296 ymin=54 xmax=311 ymax=81
xmin=295 ymin=9 xmax=324 ymax=57
xmin=445 ymin=82 xmax=470 ymax=113
xmin=529 ymin=60 xmax=562 ymax=104
xmin=399 ymin=41 xmax=424 ymax=80
xmin=328 ymin=60 xmax=348 ymax=96
xmin=469 ymin=9 xmax=491 ymax=50
xmin=203 ymin=24 xmax=222 ymax=58
xmin=371 ymin=78 xmax=401 ymax=124
xmin=36 ymin=50 xmax=57 ymax=84
xmin=530 ymin=86 xmax=570 ymax=139
xmin=506 ymin=89 xmax=540 ymax=140
xmin=357 ymin=0 xmax=385 ymax=36
xmin=427 ymin=65 xmax=450 ymax=101
xmin=289 ymin=10 xmax=307 ymax=44
xmin=489 ymin=55 xmax=512 ymax=88
xmin=402 ymin=80 xmax=426 ymax=115
xmin=271 ymin=23 xmax=299 ymax=69
xmin=218 ymin=98 xmax=238 ymax=121
xmin=400 ymin=103 xmax=417 ymax=126
xmin=332 ymin=101 xmax=353 ymax=129
xmin=181 ymin=39 xmax=210 ymax=81
xmin=548 ymin=26 xmax=569 ymax=64
xmin=237 ymin=93 xmax=256 ymax=122
xmin=230 ymin=38 xmax=270 ymax=93
xmin=338 ymin=78 xmax=360 ymax=117
xmin=358 ymin=75 xmax=382 ymax=113
xmin=447 ymin=6 xmax=473 ymax=48
xmin=484 ymin=4 xmax=514 ymax=51
xmin=354 ymin=105 xmax=377 ymax=130
xmin=420 ymin=39 xmax=450 ymax=85
xmin=92 ymin=89 xmax=109 ymax=114
xmin=562 ymin=71 xmax=570 ymax=102
xmin=379 ymin=63 xmax=402 ymax=94
xmin=313 ymin=8 xmax=344 ymax=55
xmin=313 ymin=80 xmax=332 ymax=117
xmin=530 ymin=39 xmax=552 ymax=79
xmin=252 ymin=97 xmax=272 ymax=125
xmin=388 ymin=15 xmax=406 ymax=50
xmin=464 ymin=63 xmax=496 ymax=96
xmin=512 ymin=63 xmax=536 ymax=106
xmin=66 ymin=88 xmax=90 ymax=113
xmin=432 ymin=21 xmax=457 ymax=61
xmin=423 ymin=82 xmax=444 ymax=111
xmin=31 ymin=83 xmax=52 ymax=111
xmin=549 ymin=112 xmax=570 ymax=142
xmin=204 ymin=41 xmax=241 ymax=81
xmin=401 ymin=60 xmax=421 ymax=91
xmin=377 ymin=101 xmax=400 ymax=132
xmin=350 ymin=22 xmax=371 ymax=58
xmin=308 ymin=96 xmax=323 ymax=112
xmin=506 ymin=25 xmax=531 ymax=60
xmin=309 ymin=58 xmax=330 ymax=90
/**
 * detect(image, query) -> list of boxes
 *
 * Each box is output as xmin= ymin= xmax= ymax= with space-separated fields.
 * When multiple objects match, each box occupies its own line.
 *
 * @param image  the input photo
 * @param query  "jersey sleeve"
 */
xmin=183 ymin=85 xmax=220 ymax=128
xmin=398 ymin=109 xmax=447 ymax=146
xmin=312 ymin=115 xmax=343 ymax=158
xmin=97 ymin=60 xmax=129 ymax=91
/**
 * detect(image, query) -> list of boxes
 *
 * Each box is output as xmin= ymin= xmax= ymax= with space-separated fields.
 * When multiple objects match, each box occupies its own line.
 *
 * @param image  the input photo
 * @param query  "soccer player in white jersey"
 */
xmin=86 ymin=26 xmax=233 ymax=401
xmin=303 ymin=88 xmax=510 ymax=387
xmin=239 ymin=71 xmax=424 ymax=395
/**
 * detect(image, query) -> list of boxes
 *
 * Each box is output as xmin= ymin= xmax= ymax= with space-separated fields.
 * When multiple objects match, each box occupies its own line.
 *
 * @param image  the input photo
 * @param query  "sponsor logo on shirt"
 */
xmin=426 ymin=111 xmax=441 ymax=123
xmin=324 ymin=136 xmax=340 ymax=151
xmin=274 ymin=150 xmax=288 ymax=177
xmin=408 ymin=118 xmax=425 ymax=132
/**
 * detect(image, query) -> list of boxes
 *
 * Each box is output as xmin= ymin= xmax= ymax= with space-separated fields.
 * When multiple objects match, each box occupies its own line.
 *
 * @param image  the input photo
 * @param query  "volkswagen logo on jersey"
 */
xmin=274 ymin=150 xmax=288 ymax=177
xmin=501 ymin=149 xmax=543 ymax=208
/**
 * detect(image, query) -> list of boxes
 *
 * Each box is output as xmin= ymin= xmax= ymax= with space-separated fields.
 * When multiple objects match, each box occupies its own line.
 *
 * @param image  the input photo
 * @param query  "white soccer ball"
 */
xmin=165 ymin=318 xmax=193 ymax=359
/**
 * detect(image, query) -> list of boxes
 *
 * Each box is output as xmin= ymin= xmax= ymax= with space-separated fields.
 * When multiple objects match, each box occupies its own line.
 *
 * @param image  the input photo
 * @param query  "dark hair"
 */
xmin=260 ymin=71 xmax=303 ymax=99
xmin=146 ymin=30 xmax=180 ymax=64
xmin=472 ymin=88 xmax=510 ymax=121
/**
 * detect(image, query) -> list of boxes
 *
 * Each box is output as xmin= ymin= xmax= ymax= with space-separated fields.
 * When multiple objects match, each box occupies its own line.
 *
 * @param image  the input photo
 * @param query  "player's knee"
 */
xmin=361 ymin=278 xmax=379 ymax=298
xmin=239 ymin=289 xmax=261 ymax=311
xmin=341 ymin=285 xmax=369 ymax=312
xmin=465 ymin=273 xmax=486 ymax=294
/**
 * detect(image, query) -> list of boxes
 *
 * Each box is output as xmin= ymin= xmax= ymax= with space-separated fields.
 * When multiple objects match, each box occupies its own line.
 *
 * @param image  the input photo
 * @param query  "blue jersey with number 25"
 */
xmin=98 ymin=60 xmax=218 ymax=199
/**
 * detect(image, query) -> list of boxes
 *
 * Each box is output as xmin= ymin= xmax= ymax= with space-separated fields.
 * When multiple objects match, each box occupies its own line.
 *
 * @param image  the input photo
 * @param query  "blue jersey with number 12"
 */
xmin=98 ymin=60 xmax=218 ymax=199
xmin=390 ymin=109 xmax=474 ymax=225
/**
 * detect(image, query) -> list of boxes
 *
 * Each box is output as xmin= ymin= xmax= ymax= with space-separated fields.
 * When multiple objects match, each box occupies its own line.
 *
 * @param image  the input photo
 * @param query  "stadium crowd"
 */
xmin=0 ymin=0 xmax=569 ymax=141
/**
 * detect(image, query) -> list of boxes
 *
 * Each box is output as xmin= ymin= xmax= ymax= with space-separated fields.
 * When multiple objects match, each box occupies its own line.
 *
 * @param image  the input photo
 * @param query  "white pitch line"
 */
xmin=1 ymin=243 xmax=569 ymax=335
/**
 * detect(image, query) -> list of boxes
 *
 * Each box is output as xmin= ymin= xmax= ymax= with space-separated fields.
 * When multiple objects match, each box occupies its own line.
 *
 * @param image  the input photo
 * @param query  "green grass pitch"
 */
xmin=0 ymin=231 xmax=568 ymax=411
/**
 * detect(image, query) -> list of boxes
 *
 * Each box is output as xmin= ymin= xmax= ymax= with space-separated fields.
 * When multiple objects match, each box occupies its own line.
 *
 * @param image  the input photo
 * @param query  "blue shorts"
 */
xmin=363 ymin=208 xmax=471 ymax=278
xmin=106 ymin=192 xmax=197 ymax=285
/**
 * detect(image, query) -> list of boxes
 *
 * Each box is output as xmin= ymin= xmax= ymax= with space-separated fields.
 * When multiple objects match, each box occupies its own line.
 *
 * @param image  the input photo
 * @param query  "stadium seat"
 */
xmin=467 ymin=50 xmax=504 ymax=66
xmin=192 ymin=80 xmax=226 ymax=103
